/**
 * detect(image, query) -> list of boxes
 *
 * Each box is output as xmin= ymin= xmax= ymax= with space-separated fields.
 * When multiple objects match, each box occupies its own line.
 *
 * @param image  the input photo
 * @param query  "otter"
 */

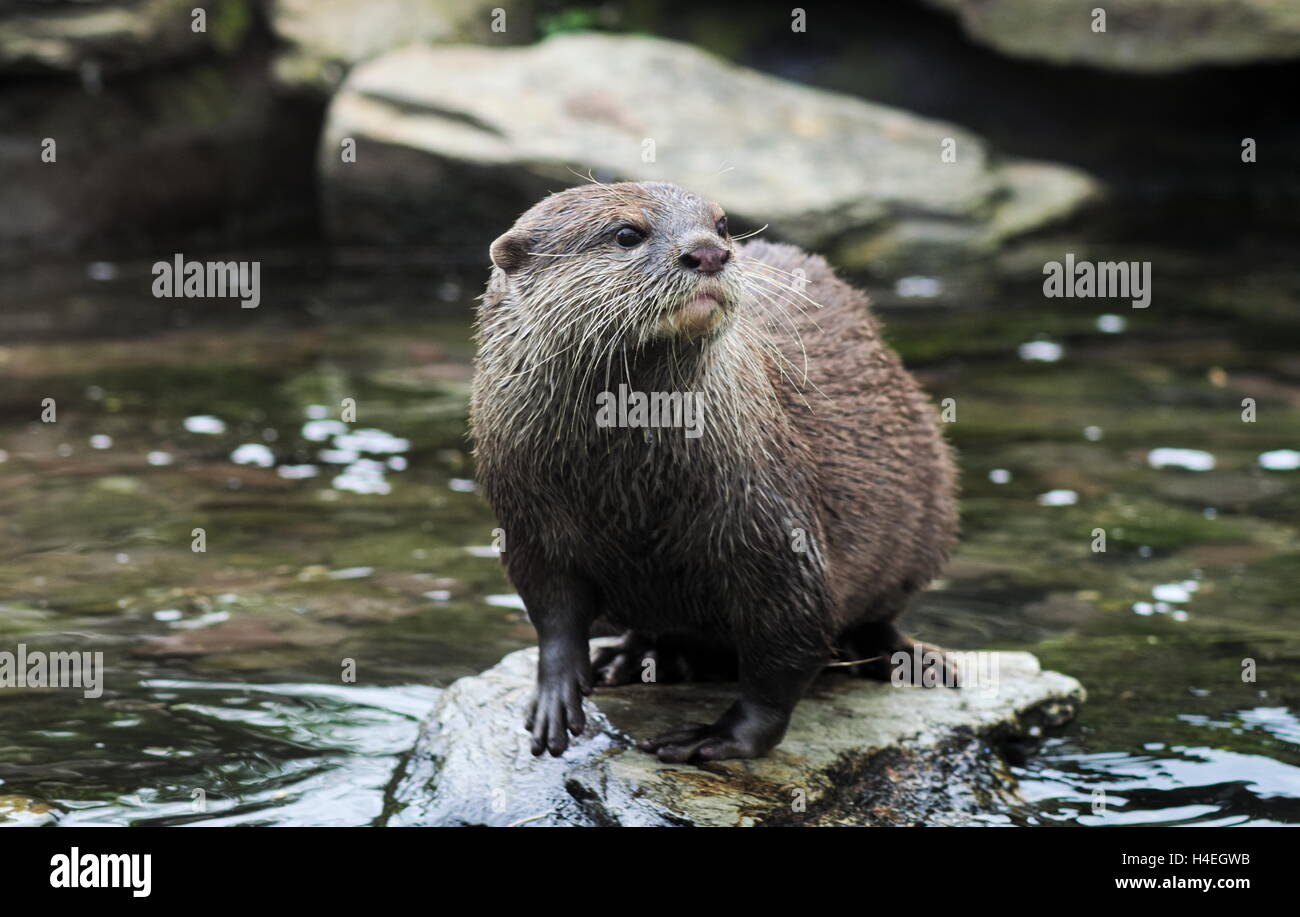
xmin=469 ymin=181 xmax=958 ymax=763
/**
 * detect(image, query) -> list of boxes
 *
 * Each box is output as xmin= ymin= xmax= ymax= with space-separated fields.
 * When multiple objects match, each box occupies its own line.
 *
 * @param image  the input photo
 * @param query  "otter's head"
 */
xmin=487 ymin=181 xmax=743 ymax=344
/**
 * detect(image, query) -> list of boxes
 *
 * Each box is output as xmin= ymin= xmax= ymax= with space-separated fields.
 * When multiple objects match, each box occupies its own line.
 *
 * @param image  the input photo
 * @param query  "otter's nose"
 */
xmin=680 ymin=245 xmax=730 ymax=275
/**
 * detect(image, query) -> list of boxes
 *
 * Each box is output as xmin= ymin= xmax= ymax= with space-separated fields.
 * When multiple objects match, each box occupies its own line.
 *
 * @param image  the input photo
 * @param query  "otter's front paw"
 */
xmin=525 ymin=669 xmax=591 ymax=757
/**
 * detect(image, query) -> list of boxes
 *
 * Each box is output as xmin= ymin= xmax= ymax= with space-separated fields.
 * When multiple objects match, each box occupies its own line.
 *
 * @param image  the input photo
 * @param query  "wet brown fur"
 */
xmin=469 ymin=181 xmax=958 ymax=761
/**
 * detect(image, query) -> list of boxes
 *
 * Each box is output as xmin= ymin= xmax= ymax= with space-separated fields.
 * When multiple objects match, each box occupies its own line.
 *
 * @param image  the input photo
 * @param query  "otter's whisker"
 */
xmin=740 ymin=266 xmax=824 ymax=327
xmin=741 ymin=261 xmax=829 ymax=310
xmin=744 ymin=282 xmax=814 ymax=387
xmin=730 ymin=223 xmax=769 ymax=242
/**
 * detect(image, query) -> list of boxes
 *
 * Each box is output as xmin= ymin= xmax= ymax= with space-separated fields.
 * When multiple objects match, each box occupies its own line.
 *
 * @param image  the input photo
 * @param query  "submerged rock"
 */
xmin=388 ymin=640 xmax=1085 ymax=826
xmin=923 ymin=0 xmax=1300 ymax=73
xmin=319 ymin=33 xmax=1098 ymax=276
xmin=0 ymin=794 xmax=58 ymax=827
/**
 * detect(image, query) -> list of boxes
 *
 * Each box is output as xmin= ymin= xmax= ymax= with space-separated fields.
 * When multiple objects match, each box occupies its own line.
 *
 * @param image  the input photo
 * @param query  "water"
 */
xmin=1 ymin=242 xmax=1298 ymax=826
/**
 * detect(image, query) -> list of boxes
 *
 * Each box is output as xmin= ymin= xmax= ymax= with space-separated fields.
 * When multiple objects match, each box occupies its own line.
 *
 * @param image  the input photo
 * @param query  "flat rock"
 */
xmin=387 ymin=640 xmax=1085 ymax=826
xmin=319 ymin=33 xmax=1098 ymax=276
xmin=924 ymin=0 xmax=1300 ymax=73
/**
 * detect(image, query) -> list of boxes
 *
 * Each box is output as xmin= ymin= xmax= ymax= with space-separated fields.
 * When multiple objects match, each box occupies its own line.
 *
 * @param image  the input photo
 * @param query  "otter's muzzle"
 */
xmin=679 ymin=245 xmax=730 ymax=275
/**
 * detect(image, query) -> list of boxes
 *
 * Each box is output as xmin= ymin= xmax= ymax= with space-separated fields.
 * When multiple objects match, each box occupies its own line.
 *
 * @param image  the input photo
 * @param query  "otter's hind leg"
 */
xmin=591 ymin=631 xmax=737 ymax=686
xmin=637 ymin=653 xmax=823 ymax=762
xmin=840 ymin=620 xmax=961 ymax=687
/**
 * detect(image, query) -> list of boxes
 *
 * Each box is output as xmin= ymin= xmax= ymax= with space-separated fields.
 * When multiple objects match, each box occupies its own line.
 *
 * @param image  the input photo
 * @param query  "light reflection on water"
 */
xmin=1014 ymin=738 xmax=1300 ymax=827
xmin=52 ymin=681 xmax=439 ymax=827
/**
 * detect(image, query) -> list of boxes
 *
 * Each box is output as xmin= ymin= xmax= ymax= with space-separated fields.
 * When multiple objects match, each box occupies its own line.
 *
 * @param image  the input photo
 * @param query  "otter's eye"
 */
xmin=615 ymin=226 xmax=645 ymax=248
xmin=716 ymin=216 xmax=729 ymax=237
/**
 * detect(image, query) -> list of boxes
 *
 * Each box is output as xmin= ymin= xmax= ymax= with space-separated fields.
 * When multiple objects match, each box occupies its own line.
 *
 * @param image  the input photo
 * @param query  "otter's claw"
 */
xmin=526 ymin=661 xmax=591 ymax=757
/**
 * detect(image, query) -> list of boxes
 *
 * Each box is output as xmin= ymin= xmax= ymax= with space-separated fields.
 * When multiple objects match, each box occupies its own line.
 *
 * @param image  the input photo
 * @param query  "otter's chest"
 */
xmin=521 ymin=431 xmax=743 ymax=561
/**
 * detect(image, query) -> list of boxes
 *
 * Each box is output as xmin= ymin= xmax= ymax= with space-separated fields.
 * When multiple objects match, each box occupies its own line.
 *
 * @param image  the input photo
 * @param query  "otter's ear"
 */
xmin=489 ymin=230 xmax=533 ymax=274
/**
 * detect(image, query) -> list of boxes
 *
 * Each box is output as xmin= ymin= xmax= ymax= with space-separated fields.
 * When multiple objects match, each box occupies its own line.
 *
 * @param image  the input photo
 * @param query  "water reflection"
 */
xmin=48 ymin=680 xmax=440 ymax=827
xmin=1 ymin=244 xmax=1298 ymax=827
xmin=1012 ymin=738 xmax=1300 ymax=826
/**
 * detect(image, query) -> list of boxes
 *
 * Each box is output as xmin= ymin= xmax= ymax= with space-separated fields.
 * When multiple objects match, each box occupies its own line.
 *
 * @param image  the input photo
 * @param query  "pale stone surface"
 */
xmin=268 ymin=0 xmax=524 ymax=91
xmin=924 ymin=0 xmax=1300 ymax=73
xmin=388 ymin=640 xmax=1086 ymax=826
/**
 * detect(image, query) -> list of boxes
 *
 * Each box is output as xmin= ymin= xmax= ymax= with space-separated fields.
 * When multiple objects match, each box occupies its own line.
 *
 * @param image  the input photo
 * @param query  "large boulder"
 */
xmin=922 ymin=0 xmax=1300 ymax=73
xmin=268 ymin=0 xmax=528 ymax=92
xmin=318 ymin=33 xmax=1098 ymax=276
xmin=387 ymin=641 xmax=1085 ymax=827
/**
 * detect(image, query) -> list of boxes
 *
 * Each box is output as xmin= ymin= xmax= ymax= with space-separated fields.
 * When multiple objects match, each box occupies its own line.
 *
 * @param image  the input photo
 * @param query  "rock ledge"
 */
xmin=388 ymin=641 xmax=1085 ymax=827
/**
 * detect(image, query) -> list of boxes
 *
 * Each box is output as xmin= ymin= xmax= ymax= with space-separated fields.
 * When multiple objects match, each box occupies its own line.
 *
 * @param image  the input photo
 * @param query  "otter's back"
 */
xmin=736 ymin=239 xmax=959 ymax=623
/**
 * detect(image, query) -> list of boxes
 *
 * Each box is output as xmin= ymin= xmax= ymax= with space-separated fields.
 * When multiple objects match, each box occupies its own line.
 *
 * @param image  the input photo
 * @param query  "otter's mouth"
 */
xmin=678 ymin=292 xmax=723 ymax=324
xmin=655 ymin=285 xmax=732 ymax=339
